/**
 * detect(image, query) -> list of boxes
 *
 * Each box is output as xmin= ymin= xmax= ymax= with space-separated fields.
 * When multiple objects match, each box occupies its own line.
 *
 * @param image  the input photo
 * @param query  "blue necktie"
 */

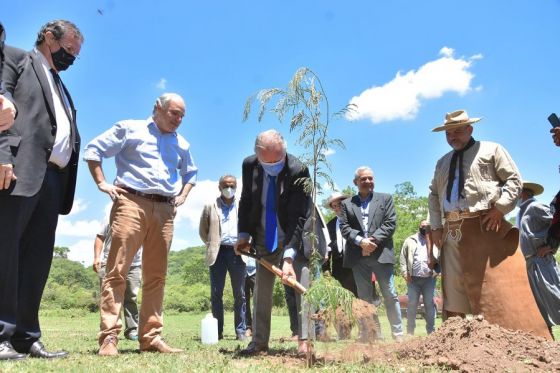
xmin=265 ymin=175 xmax=278 ymax=253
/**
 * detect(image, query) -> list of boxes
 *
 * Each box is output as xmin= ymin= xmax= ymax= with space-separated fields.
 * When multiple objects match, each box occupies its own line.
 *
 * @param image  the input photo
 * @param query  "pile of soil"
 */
xmin=327 ymin=316 xmax=560 ymax=372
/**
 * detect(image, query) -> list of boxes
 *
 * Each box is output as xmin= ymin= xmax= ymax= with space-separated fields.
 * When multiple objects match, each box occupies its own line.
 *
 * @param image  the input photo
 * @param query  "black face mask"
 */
xmin=51 ymin=46 xmax=75 ymax=71
xmin=419 ymin=227 xmax=427 ymax=236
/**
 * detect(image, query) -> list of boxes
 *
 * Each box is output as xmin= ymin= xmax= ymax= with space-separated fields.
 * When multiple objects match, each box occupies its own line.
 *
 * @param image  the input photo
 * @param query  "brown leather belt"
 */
xmin=444 ymin=210 xmax=487 ymax=222
xmin=122 ymin=186 xmax=173 ymax=203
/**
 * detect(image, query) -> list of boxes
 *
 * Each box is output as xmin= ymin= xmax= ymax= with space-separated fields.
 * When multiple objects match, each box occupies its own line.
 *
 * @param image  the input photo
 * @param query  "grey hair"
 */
xmin=218 ymin=174 xmax=237 ymax=185
xmin=254 ymin=129 xmax=287 ymax=153
xmin=35 ymin=20 xmax=83 ymax=46
xmin=153 ymin=93 xmax=184 ymax=115
xmin=354 ymin=166 xmax=374 ymax=181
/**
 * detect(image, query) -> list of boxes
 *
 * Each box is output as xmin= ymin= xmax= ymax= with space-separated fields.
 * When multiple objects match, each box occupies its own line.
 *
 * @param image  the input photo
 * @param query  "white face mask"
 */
xmin=221 ymin=187 xmax=236 ymax=199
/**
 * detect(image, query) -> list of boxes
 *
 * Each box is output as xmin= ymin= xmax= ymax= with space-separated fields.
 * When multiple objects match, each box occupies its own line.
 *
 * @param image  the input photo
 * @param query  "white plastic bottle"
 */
xmin=201 ymin=313 xmax=218 ymax=344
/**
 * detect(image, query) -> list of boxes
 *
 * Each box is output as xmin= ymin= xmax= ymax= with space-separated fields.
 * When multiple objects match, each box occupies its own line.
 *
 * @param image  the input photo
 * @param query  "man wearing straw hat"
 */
xmin=517 ymin=181 xmax=560 ymax=336
xmin=428 ymin=110 xmax=551 ymax=339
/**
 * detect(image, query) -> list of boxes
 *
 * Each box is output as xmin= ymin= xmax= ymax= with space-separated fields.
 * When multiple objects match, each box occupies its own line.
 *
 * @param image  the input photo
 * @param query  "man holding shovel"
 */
xmin=235 ymin=129 xmax=311 ymax=356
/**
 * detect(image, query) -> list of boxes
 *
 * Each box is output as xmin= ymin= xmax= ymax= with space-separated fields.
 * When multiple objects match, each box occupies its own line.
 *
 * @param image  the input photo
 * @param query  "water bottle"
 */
xmin=201 ymin=313 xmax=218 ymax=344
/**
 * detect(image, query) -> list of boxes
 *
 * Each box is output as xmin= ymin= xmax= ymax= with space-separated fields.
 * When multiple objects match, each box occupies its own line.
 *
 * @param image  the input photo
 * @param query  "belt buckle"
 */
xmin=447 ymin=211 xmax=461 ymax=221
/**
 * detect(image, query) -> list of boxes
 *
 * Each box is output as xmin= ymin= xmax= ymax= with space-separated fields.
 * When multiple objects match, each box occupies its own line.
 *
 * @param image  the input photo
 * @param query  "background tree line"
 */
xmin=44 ymin=181 xmax=435 ymax=313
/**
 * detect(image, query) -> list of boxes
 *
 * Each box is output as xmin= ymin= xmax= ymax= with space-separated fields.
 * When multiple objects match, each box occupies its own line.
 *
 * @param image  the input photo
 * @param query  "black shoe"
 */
xmin=0 ymin=341 xmax=26 ymax=361
xmin=238 ymin=342 xmax=268 ymax=356
xmin=28 ymin=341 xmax=68 ymax=359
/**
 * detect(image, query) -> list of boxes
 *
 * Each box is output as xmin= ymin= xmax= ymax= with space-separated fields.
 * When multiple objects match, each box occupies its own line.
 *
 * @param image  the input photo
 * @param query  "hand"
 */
xmin=97 ymin=181 xmax=128 ymax=201
xmin=172 ymin=194 xmax=187 ymax=207
xmin=0 ymin=163 xmax=17 ymax=190
xmin=537 ymin=245 xmax=553 ymax=258
xmin=0 ymin=95 xmax=16 ymax=131
xmin=481 ymin=207 xmax=504 ymax=232
xmin=405 ymin=274 xmax=411 ymax=283
xmin=281 ymin=259 xmax=296 ymax=286
xmin=431 ymin=228 xmax=443 ymax=250
xmin=92 ymin=258 xmax=100 ymax=273
xmin=234 ymin=237 xmax=251 ymax=255
xmin=359 ymin=237 xmax=377 ymax=256
xmin=551 ymin=127 xmax=560 ymax=147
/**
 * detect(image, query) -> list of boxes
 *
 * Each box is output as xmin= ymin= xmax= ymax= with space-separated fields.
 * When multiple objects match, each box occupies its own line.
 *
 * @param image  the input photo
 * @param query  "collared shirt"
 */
xmin=261 ymin=174 xmax=289 ymax=257
xmin=83 ymin=117 xmax=198 ymax=196
xmin=442 ymin=161 xmax=469 ymax=212
xmin=354 ymin=193 xmax=373 ymax=245
xmin=218 ymin=197 xmax=238 ymax=246
xmin=335 ymin=217 xmax=345 ymax=253
xmin=429 ymin=141 xmax=522 ymax=229
xmin=411 ymin=234 xmax=431 ymax=277
xmin=35 ymin=48 xmax=72 ymax=168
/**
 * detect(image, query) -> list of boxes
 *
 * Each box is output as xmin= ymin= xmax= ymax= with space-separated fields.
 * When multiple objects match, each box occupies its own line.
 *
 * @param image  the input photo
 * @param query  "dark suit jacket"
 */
xmin=340 ymin=192 xmax=397 ymax=268
xmin=238 ymin=153 xmax=311 ymax=254
xmin=0 ymin=46 xmax=80 ymax=215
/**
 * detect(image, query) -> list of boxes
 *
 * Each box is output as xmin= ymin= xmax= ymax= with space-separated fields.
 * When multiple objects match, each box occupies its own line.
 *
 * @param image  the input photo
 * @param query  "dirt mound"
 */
xmin=395 ymin=316 xmax=560 ymax=372
xmin=326 ymin=316 xmax=560 ymax=372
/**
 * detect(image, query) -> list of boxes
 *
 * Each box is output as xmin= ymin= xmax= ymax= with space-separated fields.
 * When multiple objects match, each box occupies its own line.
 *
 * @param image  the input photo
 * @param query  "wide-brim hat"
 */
xmin=325 ymin=192 xmax=350 ymax=209
xmin=432 ymin=110 xmax=482 ymax=132
xmin=522 ymin=181 xmax=544 ymax=196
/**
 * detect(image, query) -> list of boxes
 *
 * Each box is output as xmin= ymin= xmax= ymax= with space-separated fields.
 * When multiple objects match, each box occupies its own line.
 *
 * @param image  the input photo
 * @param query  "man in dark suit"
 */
xmin=339 ymin=166 xmax=404 ymax=341
xmin=323 ymin=192 xmax=357 ymax=296
xmin=235 ymin=129 xmax=311 ymax=356
xmin=0 ymin=20 xmax=83 ymax=360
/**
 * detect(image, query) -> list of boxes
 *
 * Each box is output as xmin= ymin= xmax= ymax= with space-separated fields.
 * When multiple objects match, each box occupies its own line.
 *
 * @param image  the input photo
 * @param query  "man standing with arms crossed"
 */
xmin=0 ymin=20 xmax=83 ymax=360
xmin=84 ymin=93 xmax=197 ymax=355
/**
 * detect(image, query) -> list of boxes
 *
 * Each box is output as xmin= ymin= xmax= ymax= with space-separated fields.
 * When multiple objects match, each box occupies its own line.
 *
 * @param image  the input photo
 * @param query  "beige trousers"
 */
xmin=98 ymin=193 xmax=175 ymax=348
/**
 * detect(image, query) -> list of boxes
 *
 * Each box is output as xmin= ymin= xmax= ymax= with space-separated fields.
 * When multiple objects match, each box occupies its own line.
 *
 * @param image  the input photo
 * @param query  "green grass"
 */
xmin=0 ymin=310 xmax=441 ymax=372
xmin=2 ymin=311 xmax=555 ymax=372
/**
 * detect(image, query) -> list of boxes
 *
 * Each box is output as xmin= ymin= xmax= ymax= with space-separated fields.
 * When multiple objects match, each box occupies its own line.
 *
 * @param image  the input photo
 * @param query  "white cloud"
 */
xmin=322 ymin=148 xmax=335 ymax=156
xmin=67 ymin=198 xmax=89 ymax=216
xmin=347 ymin=47 xmax=482 ymax=123
xmin=57 ymin=216 xmax=103 ymax=238
xmin=67 ymin=239 xmax=95 ymax=266
xmin=156 ymin=78 xmax=167 ymax=90
xmin=176 ymin=178 xmax=243 ymax=227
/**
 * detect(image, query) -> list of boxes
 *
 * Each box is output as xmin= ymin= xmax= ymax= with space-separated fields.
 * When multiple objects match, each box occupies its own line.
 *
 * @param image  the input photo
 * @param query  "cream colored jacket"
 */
xmin=199 ymin=197 xmax=246 ymax=266
xmin=428 ymin=140 xmax=522 ymax=229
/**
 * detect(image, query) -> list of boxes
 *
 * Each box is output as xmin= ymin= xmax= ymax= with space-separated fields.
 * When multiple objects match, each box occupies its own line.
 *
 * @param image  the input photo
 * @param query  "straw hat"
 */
xmin=325 ymin=192 xmax=349 ymax=209
xmin=432 ymin=110 xmax=482 ymax=132
xmin=522 ymin=181 xmax=544 ymax=196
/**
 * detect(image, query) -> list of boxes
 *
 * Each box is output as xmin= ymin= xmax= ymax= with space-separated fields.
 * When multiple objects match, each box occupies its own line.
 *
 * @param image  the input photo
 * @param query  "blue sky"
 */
xmin=4 ymin=0 xmax=560 ymax=265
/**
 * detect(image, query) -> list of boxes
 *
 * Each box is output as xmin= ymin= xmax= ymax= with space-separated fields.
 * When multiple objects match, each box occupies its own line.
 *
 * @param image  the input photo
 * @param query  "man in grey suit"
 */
xmin=0 ymin=20 xmax=83 ymax=360
xmin=340 ymin=166 xmax=403 ymax=341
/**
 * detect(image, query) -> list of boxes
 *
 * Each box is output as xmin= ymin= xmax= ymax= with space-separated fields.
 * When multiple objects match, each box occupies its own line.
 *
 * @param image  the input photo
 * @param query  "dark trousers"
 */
xmin=209 ymin=245 xmax=247 ymax=336
xmin=244 ymin=273 xmax=255 ymax=330
xmin=0 ymin=168 xmax=62 ymax=350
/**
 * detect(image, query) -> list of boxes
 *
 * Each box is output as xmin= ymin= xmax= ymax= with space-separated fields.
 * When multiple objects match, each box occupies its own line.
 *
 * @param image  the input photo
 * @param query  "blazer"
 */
xmin=0 ymin=46 xmax=80 ymax=214
xmin=199 ymin=197 xmax=246 ymax=266
xmin=238 ymin=153 xmax=311 ymax=254
xmin=339 ymin=192 xmax=397 ymax=268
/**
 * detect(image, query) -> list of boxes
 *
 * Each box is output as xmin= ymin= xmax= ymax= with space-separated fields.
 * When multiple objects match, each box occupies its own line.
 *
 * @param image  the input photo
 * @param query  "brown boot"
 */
xmin=98 ymin=336 xmax=118 ymax=356
xmin=140 ymin=338 xmax=183 ymax=353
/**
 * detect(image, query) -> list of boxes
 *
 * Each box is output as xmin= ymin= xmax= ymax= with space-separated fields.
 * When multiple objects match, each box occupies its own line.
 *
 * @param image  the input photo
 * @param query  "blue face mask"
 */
xmin=260 ymin=158 xmax=285 ymax=177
